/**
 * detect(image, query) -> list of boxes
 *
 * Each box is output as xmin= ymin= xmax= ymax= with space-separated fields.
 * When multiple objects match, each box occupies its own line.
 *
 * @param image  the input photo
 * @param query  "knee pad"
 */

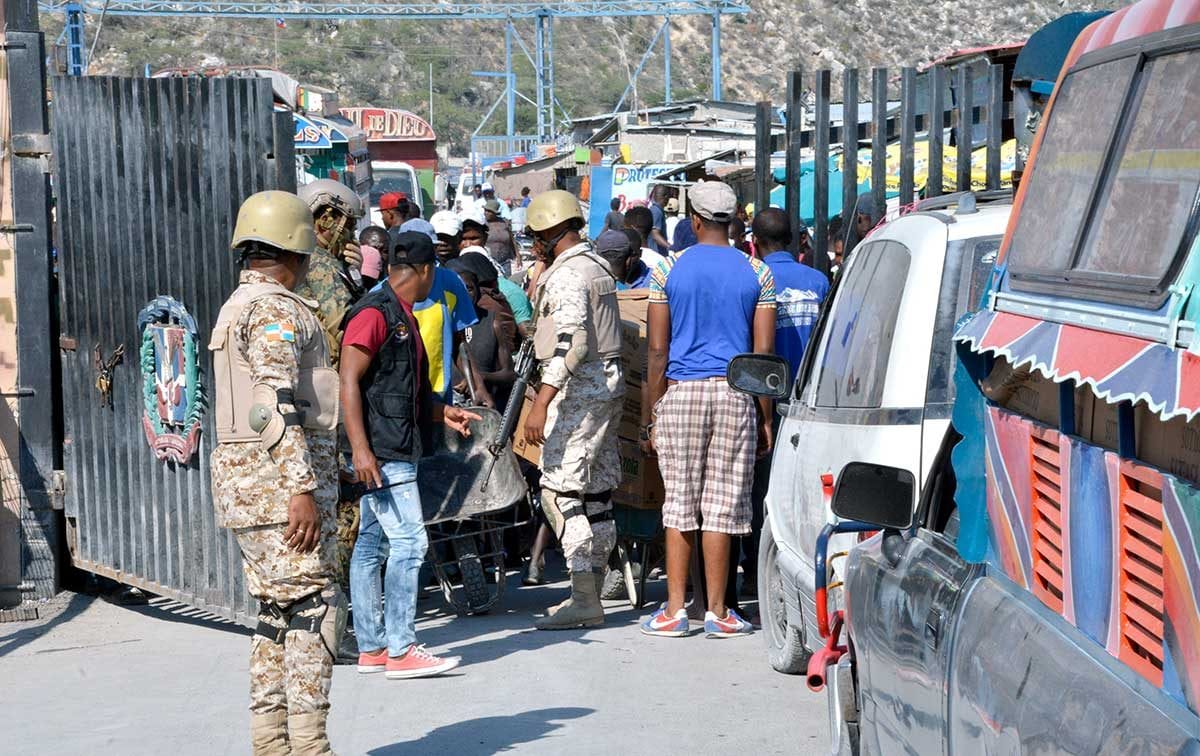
xmin=541 ymin=488 xmax=586 ymax=539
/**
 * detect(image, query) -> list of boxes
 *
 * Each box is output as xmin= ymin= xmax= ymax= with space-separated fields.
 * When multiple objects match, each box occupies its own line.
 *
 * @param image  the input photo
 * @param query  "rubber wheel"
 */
xmin=758 ymin=517 xmax=811 ymax=674
xmin=451 ymin=536 xmax=491 ymax=615
xmin=621 ymin=549 xmax=640 ymax=608
xmin=601 ymin=566 xmax=627 ymax=601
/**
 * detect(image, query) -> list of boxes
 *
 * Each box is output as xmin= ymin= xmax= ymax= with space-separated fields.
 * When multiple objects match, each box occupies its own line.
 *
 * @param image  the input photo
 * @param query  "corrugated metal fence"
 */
xmin=52 ymin=76 xmax=294 ymax=624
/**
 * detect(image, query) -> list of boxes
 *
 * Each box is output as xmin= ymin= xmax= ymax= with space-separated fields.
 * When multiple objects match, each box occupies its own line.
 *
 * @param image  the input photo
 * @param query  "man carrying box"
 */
xmin=521 ymin=190 xmax=624 ymax=631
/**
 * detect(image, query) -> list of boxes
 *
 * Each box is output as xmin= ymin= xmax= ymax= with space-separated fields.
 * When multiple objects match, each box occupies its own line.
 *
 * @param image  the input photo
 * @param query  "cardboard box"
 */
xmin=511 ymin=388 xmax=543 ymax=466
xmin=1085 ymin=397 xmax=1200 ymax=482
xmin=983 ymin=358 xmax=1091 ymax=432
xmin=613 ymin=437 xmax=665 ymax=510
xmin=618 ymin=290 xmax=650 ymax=387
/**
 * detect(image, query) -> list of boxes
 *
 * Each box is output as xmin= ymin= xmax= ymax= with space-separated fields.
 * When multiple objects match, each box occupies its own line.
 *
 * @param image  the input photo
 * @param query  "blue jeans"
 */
xmin=349 ymin=460 xmax=427 ymax=656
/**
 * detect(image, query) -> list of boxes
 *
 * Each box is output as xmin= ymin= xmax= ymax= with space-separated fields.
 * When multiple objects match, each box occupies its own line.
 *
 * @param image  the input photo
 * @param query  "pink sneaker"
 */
xmin=385 ymin=645 xmax=461 ymax=680
xmin=357 ymin=649 xmax=388 ymax=674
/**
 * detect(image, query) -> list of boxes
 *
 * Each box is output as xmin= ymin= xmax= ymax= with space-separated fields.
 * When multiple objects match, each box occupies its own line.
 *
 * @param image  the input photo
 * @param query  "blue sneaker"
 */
xmin=704 ymin=608 xmax=753 ymax=638
xmin=639 ymin=605 xmax=690 ymax=637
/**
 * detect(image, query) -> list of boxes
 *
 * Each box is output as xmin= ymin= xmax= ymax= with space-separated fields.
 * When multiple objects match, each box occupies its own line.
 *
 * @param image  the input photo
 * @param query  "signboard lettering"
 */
xmin=340 ymin=107 xmax=436 ymax=142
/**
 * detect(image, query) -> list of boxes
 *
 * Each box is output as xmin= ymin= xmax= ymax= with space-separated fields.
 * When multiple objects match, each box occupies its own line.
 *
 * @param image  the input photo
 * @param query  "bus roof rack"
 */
xmin=915 ymin=188 xmax=1013 ymax=214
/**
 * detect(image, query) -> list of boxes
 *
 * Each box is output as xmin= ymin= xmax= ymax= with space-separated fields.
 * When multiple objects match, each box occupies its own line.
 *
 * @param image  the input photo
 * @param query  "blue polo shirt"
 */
xmin=649 ymin=244 xmax=776 ymax=381
xmin=762 ymin=251 xmax=830 ymax=379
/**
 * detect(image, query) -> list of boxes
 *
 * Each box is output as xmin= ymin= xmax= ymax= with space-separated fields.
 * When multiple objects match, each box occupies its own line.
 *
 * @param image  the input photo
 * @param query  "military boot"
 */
xmin=534 ymin=572 xmax=604 ymax=630
xmin=250 ymin=711 xmax=289 ymax=756
xmin=288 ymin=711 xmax=334 ymax=756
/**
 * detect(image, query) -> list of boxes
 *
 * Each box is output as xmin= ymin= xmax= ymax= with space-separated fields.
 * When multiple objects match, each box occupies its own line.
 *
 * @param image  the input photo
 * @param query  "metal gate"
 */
xmin=52 ymin=75 xmax=295 ymax=624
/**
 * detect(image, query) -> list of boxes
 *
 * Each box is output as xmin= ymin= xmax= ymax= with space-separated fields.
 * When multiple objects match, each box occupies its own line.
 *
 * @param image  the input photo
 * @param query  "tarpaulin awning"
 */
xmin=954 ymin=309 xmax=1200 ymax=423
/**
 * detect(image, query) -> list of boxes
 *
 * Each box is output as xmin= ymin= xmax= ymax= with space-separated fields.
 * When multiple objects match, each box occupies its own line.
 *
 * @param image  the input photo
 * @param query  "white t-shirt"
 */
xmin=640 ymin=247 xmax=667 ymax=269
xmin=665 ymin=215 xmax=681 ymax=244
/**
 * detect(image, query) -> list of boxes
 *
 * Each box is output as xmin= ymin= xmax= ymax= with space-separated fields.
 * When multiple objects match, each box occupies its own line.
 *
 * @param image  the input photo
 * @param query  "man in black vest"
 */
xmin=339 ymin=231 xmax=478 ymax=680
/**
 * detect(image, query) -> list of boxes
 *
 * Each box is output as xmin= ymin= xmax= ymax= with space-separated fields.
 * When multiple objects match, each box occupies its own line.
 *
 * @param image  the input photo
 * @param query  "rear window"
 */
xmin=815 ymin=240 xmax=911 ymax=408
xmin=1008 ymin=46 xmax=1200 ymax=306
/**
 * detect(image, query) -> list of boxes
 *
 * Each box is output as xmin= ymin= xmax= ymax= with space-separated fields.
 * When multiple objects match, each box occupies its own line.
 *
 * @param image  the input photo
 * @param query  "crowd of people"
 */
xmin=209 ymin=172 xmax=847 ymax=754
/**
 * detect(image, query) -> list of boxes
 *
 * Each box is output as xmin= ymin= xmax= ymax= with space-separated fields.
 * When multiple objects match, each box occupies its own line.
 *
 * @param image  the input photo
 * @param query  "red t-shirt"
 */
xmin=343 ymin=298 xmax=427 ymax=400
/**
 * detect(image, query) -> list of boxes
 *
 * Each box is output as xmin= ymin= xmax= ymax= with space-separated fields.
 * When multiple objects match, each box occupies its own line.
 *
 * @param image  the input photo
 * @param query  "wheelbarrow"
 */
xmin=609 ymin=503 xmax=663 ymax=610
xmin=418 ymin=407 xmax=528 ymax=616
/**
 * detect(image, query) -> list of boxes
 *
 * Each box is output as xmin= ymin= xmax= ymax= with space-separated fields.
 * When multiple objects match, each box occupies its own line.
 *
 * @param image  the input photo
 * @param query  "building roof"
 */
xmin=569 ymin=98 xmax=759 ymax=125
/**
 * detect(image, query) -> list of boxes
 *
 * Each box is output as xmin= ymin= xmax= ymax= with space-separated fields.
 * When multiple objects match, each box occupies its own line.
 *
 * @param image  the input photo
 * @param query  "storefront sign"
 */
xmin=294 ymin=113 xmax=331 ymax=149
xmin=610 ymin=163 xmax=680 ymax=210
xmin=340 ymin=107 xmax=435 ymax=141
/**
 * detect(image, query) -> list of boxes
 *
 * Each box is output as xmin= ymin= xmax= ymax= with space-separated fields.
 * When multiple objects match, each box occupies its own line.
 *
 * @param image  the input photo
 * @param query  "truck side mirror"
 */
xmin=727 ymin=353 xmax=790 ymax=399
xmin=831 ymin=462 xmax=915 ymax=530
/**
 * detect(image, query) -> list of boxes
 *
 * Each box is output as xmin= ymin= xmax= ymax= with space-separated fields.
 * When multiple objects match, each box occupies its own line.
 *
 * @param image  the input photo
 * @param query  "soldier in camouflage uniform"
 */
xmin=293 ymin=179 xmax=365 ymax=596
xmin=209 ymin=190 xmax=346 ymax=755
xmin=522 ymin=190 xmax=623 ymax=630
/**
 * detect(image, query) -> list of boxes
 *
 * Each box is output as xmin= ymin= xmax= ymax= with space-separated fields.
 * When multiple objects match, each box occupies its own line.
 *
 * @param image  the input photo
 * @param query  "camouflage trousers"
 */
xmin=234 ymin=521 xmax=341 ymax=716
xmin=541 ymin=359 xmax=622 ymax=573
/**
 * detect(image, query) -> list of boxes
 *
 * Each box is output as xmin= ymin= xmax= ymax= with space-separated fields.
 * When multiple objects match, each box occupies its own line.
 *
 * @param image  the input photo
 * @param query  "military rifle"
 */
xmin=481 ymin=338 xmax=536 ymax=492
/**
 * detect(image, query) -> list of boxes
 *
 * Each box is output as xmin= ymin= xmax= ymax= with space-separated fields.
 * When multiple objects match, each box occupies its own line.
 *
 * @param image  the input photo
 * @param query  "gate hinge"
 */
xmin=50 ymin=470 xmax=66 ymax=510
xmin=12 ymin=133 xmax=51 ymax=157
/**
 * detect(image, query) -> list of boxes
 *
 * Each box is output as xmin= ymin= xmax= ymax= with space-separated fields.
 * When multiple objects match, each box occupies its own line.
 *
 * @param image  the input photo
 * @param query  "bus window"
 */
xmin=1075 ymin=50 xmax=1200 ymax=280
xmin=1007 ymin=56 xmax=1138 ymax=276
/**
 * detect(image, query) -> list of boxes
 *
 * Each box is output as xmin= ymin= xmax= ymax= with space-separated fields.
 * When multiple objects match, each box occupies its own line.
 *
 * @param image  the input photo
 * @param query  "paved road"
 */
xmin=0 ymin=570 xmax=829 ymax=755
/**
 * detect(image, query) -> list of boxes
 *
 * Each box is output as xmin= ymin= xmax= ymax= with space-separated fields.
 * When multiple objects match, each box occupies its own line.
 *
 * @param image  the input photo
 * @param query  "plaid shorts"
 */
xmin=654 ymin=379 xmax=757 ymax=535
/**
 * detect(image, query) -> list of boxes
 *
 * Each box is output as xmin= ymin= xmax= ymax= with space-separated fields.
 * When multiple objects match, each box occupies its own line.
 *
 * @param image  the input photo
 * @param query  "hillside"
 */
xmin=44 ymin=0 xmax=1126 ymax=154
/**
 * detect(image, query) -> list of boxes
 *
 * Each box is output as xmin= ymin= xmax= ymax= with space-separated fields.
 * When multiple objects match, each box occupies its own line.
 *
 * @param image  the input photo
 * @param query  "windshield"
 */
xmin=370 ymin=170 xmax=416 ymax=206
xmin=1007 ymin=46 xmax=1200 ymax=307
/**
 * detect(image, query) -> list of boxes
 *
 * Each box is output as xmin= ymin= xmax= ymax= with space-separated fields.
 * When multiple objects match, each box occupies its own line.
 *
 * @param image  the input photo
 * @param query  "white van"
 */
xmin=759 ymin=192 xmax=1011 ymax=673
xmin=368 ymin=161 xmax=421 ymax=227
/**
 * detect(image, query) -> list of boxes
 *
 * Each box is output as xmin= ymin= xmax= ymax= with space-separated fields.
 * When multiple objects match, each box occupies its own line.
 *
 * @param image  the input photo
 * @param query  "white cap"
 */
xmin=430 ymin=210 xmax=462 ymax=237
xmin=689 ymin=180 xmax=737 ymax=222
xmin=460 ymin=205 xmax=488 ymax=229
xmin=481 ymin=182 xmax=494 ymax=192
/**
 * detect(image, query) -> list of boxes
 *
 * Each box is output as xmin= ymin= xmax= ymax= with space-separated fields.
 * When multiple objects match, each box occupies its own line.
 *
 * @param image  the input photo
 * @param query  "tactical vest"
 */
xmin=345 ymin=286 xmax=433 ymax=462
xmin=532 ymin=243 xmax=623 ymax=364
xmin=208 ymin=280 xmax=339 ymax=443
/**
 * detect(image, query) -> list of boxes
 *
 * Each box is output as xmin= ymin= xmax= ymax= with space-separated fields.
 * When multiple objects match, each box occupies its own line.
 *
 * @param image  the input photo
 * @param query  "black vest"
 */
xmin=346 ymin=286 xmax=433 ymax=462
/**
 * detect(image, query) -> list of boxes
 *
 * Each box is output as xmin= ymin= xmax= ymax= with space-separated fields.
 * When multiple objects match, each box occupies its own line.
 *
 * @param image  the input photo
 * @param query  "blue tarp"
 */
xmin=769 ymin=157 xmax=872 ymax=226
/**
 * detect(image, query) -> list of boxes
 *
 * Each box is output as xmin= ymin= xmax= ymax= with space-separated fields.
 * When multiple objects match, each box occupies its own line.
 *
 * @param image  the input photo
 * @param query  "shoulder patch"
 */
xmin=264 ymin=322 xmax=297 ymax=342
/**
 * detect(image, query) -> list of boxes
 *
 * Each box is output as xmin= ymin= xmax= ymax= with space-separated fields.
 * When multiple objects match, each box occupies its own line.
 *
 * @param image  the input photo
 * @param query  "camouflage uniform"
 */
xmin=210 ymin=271 xmax=343 ymax=727
xmin=536 ymin=252 xmax=623 ymax=574
xmin=293 ymin=241 xmax=356 ymax=365
xmin=293 ymin=241 xmax=360 ymax=591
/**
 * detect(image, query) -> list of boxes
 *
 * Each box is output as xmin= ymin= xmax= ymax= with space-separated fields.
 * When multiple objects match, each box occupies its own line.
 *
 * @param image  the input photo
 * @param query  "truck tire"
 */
xmin=758 ymin=518 xmax=811 ymax=674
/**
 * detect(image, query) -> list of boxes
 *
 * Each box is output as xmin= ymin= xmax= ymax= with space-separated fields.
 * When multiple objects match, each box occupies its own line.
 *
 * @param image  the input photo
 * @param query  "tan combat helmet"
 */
xmin=526 ymin=190 xmax=584 ymax=232
xmin=231 ymin=190 xmax=318 ymax=255
xmin=298 ymin=178 xmax=364 ymax=220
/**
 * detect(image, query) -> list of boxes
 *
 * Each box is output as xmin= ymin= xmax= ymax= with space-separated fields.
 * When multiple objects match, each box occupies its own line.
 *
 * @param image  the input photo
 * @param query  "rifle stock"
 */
xmin=482 ymin=340 xmax=536 ymax=491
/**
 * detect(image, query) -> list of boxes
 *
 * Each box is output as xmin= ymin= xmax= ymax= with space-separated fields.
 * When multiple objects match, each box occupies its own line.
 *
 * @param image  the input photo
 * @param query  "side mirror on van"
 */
xmin=727 ymin=354 xmax=790 ymax=399
xmin=831 ymin=462 xmax=915 ymax=530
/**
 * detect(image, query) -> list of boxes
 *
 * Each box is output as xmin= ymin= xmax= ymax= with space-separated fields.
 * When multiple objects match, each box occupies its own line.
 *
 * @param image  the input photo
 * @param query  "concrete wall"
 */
xmin=621 ymin=131 xmax=755 ymax=164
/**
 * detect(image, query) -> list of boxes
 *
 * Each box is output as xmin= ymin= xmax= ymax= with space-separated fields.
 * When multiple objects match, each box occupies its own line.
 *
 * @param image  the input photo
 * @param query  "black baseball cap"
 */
xmin=389 ymin=230 xmax=436 ymax=265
